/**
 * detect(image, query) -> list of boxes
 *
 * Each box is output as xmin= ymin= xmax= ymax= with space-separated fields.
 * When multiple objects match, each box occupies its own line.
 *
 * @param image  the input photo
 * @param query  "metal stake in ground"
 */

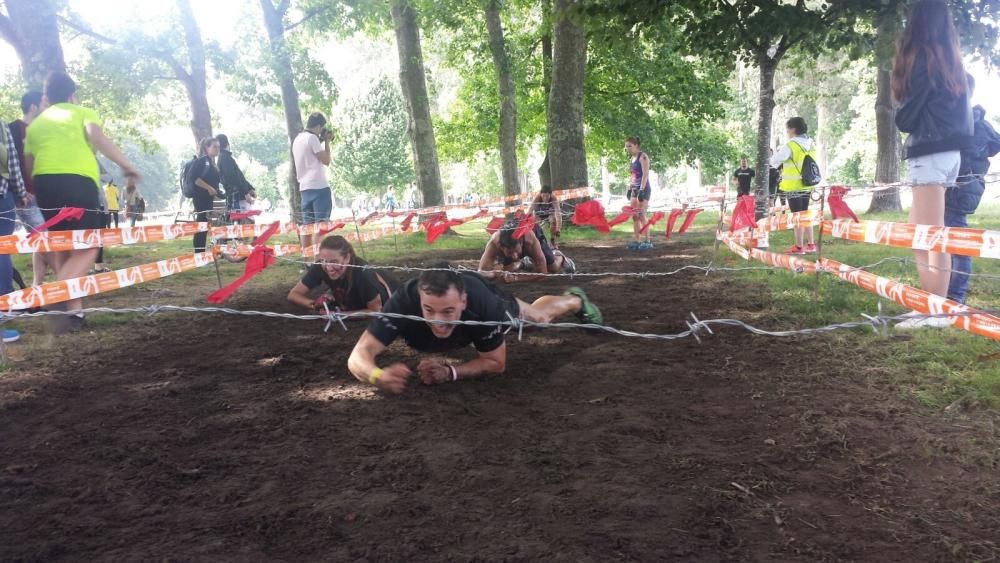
xmin=212 ymin=249 xmax=223 ymax=289
xmin=350 ymin=208 xmax=368 ymax=260
xmin=813 ymin=186 xmax=828 ymax=297
xmin=391 ymin=213 xmax=399 ymax=254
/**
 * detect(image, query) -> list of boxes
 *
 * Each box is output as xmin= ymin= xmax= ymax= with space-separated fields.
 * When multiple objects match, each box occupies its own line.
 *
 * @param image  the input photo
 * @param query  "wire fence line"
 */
xmin=0 ymin=304 xmax=978 ymax=343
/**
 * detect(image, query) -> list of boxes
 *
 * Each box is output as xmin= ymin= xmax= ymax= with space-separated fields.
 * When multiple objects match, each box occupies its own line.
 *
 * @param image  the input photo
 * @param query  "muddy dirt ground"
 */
xmin=1 ymin=241 xmax=998 ymax=561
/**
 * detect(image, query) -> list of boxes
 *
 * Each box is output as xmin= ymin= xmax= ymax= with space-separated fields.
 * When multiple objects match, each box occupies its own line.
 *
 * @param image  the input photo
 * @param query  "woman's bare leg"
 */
xmin=516 ymin=295 xmax=581 ymax=324
xmin=909 ymin=185 xmax=949 ymax=296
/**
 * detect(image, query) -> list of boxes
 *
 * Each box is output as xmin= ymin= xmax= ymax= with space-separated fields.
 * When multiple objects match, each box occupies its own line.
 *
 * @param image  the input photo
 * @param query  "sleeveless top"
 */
xmin=533 ymin=199 xmax=555 ymax=220
xmin=630 ymin=152 xmax=650 ymax=189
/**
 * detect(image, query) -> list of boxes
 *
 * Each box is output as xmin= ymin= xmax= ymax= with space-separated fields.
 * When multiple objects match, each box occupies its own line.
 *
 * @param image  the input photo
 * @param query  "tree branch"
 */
xmin=56 ymin=14 xmax=117 ymax=44
xmin=154 ymin=49 xmax=191 ymax=82
xmin=717 ymin=0 xmax=759 ymax=52
xmin=0 ymin=11 xmax=22 ymax=53
xmin=276 ymin=0 xmax=291 ymax=18
xmin=284 ymin=7 xmax=321 ymax=32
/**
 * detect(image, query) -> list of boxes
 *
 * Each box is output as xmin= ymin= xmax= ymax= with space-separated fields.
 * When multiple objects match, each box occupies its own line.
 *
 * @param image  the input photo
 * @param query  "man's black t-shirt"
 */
xmin=734 ymin=167 xmax=755 ymax=195
xmin=367 ymin=272 xmax=518 ymax=353
xmin=301 ymin=257 xmax=397 ymax=311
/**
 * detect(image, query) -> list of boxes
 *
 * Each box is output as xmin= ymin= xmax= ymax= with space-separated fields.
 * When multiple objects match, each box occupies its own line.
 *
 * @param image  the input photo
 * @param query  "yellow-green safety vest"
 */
xmin=779 ymin=140 xmax=816 ymax=193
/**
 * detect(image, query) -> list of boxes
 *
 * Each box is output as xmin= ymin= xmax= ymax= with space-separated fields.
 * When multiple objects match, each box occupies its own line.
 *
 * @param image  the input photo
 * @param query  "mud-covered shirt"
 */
xmin=367 ymin=272 xmax=516 ymax=353
xmin=301 ymin=257 xmax=396 ymax=311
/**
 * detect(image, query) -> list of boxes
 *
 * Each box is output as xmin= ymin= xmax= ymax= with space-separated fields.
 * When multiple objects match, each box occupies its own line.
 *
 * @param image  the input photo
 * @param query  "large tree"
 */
xmin=390 ymin=0 xmax=444 ymax=206
xmin=0 ymin=0 xmax=66 ymax=88
xmin=546 ymin=0 xmax=588 ymax=189
xmin=484 ymin=0 xmax=520 ymax=196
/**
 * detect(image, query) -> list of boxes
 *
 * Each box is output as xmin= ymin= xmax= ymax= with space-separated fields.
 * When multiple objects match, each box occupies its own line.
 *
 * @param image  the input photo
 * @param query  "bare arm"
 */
xmin=315 ymin=140 xmax=331 ymax=166
xmin=347 ymin=331 xmax=411 ymax=393
xmin=85 ymin=123 xmax=139 ymax=179
xmin=194 ymin=177 xmax=217 ymax=196
xmin=507 ymin=234 xmax=548 ymax=283
xmin=478 ymin=237 xmax=502 ymax=275
xmin=287 ymin=281 xmax=315 ymax=309
xmin=640 ymin=154 xmax=650 ymax=191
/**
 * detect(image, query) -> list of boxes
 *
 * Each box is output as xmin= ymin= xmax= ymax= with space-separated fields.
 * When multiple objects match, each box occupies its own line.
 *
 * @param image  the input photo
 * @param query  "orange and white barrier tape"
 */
xmin=823 ymin=219 xmax=1000 ymax=259
xmin=719 ymin=231 xmax=1000 ymax=341
xmin=0 ymin=222 xmax=210 ymax=255
xmin=0 ymin=251 xmax=216 ymax=311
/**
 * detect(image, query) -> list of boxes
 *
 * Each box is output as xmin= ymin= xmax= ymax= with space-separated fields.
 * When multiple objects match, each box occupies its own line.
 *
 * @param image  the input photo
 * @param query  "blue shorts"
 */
xmin=906 ymin=151 xmax=960 ymax=187
xmin=627 ymin=185 xmax=651 ymax=202
xmin=300 ymin=187 xmax=332 ymax=224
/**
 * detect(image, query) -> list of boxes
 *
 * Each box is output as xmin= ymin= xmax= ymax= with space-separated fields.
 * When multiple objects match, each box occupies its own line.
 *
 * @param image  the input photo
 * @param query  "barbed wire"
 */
xmin=0 ymin=304 xmax=982 ymax=343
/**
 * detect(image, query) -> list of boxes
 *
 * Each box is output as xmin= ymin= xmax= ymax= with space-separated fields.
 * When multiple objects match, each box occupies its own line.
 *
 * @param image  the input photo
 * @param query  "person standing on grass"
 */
xmin=104 ymin=180 xmax=120 ymax=228
xmin=625 ymin=136 xmax=653 ymax=251
xmin=0 ymin=121 xmax=29 ymax=343
xmin=292 ymin=112 xmax=333 ymax=253
xmin=732 ymin=156 xmax=755 ymax=198
xmin=769 ymin=117 xmax=818 ymax=255
xmin=216 ymin=134 xmax=256 ymax=216
xmin=123 ymin=179 xmax=141 ymax=227
xmin=945 ymin=89 xmax=1000 ymax=304
xmin=891 ymin=0 xmax=973 ymax=329
xmin=287 ymin=235 xmax=398 ymax=313
xmin=9 ymin=91 xmax=53 ymax=287
xmin=23 ymin=71 xmax=140 ymax=334
xmin=529 ymin=185 xmax=562 ymax=249
xmin=347 ymin=268 xmax=602 ymax=394
xmin=191 ymin=137 xmax=221 ymax=253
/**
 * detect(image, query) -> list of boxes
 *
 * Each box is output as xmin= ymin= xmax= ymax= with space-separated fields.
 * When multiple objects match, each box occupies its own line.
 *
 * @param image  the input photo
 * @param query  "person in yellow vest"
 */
xmin=769 ymin=117 xmax=818 ymax=255
xmin=104 ymin=180 xmax=120 ymax=228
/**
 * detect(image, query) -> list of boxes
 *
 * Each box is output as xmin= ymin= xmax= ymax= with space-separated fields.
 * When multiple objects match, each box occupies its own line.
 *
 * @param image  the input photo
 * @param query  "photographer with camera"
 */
xmin=292 ymin=112 xmax=334 ymax=252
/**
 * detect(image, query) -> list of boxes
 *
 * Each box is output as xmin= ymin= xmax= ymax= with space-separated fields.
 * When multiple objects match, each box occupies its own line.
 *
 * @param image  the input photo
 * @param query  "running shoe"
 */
xmin=2 ymin=329 xmax=20 ymax=343
xmin=639 ymin=241 xmax=654 ymax=250
xmin=785 ymin=245 xmax=805 ymax=255
xmin=626 ymin=241 xmax=640 ymax=250
xmin=894 ymin=311 xmax=952 ymax=330
xmin=803 ymin=243 xmax=817 ymax=254
xmin=562 ymin=255 xmax=577 ymax=274
xmin=565 ymin=287 xmax=603 ymax=325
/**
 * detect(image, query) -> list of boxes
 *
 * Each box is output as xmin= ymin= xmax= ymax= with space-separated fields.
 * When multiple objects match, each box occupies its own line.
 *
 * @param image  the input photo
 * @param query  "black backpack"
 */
xmin=179 ymin=156 xmax=201 ymax=198
xmin=791 ymin=141 xmax=821 ymax=187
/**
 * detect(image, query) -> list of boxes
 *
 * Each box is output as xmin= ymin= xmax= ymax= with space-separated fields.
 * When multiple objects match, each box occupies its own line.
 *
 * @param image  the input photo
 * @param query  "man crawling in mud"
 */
xmin=347 ymin=268 xmax=601 ymax=393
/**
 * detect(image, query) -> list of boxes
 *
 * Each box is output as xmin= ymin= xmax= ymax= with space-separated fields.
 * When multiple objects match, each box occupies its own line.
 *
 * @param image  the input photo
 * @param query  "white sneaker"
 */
xmin=895 ymin=312 xmax=952 ymax=331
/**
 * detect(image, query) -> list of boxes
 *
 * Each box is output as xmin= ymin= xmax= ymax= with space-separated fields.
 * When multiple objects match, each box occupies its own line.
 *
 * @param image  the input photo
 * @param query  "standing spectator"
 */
xmin=123 ymin=179 xmax=141 ymax=227
xmin=732 ymin=156 xmax=755 ymax=197
xmin=767 ymin=148 xmax=784 ymax=207
xmin=104 ymin=180 xmax=120 ymax=228
xmin=625 ymin=136 xmax=653 ymax=250
xmin=892 ymin=0 xmax=973 ymax=329
xmin=769 ymin=117 xmax=819 ymax=255
xmin=384 ymin=186 xmax=396 ymax=212
xmin=946 ymin=97 xmax=1000 ymax=304
xmin=216 ymin=134 xmax=256 ymax=216
xmin=191 ymin=137 xmax=221 ymax=253
xmin=292 ymin=112 xmax=333 ymax=252
xmin=8 ymin=90 xmax=51 ymax=287
xmin=0 ymin=121 xmax=29 ymax=342
xmin=24 ymin=71 xmax=139 ymax=333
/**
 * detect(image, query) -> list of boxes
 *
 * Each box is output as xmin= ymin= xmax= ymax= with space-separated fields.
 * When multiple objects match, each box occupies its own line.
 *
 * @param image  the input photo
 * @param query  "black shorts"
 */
xmin=34 ymin=174 xmax=103 ymax=230
xmin=785 ymin=191 xmax=810 ymax=213
xmin=626 ymin=185 xmax=651 ymax=202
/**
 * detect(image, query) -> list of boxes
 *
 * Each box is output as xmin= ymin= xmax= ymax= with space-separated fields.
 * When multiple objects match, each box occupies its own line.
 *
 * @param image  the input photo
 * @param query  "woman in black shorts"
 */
xmin=23 ymin=72 xmax=139 ymax=331
xmin=191 ymin=137 xmax=221 ymax=253
xmin=287 ymin=235 xmax=398 ymax=313
xmin=625 ymin=136 xmax=653 ymax=250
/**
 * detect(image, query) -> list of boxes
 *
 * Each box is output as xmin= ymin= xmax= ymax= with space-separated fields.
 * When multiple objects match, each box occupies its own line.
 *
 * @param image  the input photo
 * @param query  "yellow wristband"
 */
xmin=369 ymin=368 xmax=383 ymax=385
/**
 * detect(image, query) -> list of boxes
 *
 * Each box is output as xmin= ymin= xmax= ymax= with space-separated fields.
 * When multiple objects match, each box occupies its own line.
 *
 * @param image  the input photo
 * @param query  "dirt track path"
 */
xmin=1 ymin=241 xmax=997 ymax=561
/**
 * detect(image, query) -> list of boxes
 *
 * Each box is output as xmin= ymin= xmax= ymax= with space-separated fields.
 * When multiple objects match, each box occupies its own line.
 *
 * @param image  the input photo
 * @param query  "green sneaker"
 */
xmin=565 ymin=287 xmax=603 ymax=325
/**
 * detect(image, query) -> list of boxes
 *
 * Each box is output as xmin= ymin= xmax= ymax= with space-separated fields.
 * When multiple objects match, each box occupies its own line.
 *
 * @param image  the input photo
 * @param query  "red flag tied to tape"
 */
xmin=316 ymin=222 xmax=346 ymax=238
xmin=400 ymin=212 xmax=417 ymax=232
xmin=207 ymin=221 xmax=281 ymax=303
xmin=485 ymin=216 xmax=505 ymax=234
xmin=827 ymin=186 xmax=859 ymax=222
xmin=608 ymin=206 xmax=634 ymax=228
xmin=425 ymin=213 xmax=464 ymax=244
xmin=571 ymin=199 xmax=610 ymax=233
xmin=638 ymin=211 xmax=665 ymax=234
xmin=729 ymin=195 xmax=757 ymax=233
xmin=513 ymin=214 xmax=536 ymax=239
xmin=664 ymin=208 xmax=685 ymax=238
xmin=29 ymin=206 xmax=85 ymax=237
xmin=229 ymin=210 xmax=261 ymax=221
xmin=677 ymin=208 xmax=703 ymax=234
xmin=358 ymin=211 xmax=380 ymax=225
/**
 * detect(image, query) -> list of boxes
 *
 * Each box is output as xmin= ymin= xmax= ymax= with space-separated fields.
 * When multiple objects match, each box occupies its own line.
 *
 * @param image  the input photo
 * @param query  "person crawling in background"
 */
xmin=477 ymin=218 xmax=576 ymax=283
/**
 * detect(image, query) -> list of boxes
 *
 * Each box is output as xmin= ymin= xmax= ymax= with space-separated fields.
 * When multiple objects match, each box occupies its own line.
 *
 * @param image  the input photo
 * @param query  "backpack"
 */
xmin=790 ymin=141 xmax=821 ymax=187
xmin=136 ymin=197 xmax=146 ymax=220
xmin=179 ymin=156 xmax=201 ymax=198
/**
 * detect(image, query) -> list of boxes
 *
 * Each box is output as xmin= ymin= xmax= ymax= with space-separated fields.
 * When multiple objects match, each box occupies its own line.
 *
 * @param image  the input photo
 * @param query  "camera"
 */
xmin=318 ymin=127 xmax=333 ymax=142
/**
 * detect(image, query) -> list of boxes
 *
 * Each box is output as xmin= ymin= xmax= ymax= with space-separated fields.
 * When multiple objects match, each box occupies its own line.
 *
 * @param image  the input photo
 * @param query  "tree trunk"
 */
xmin=176 ymin=0 xmax=212 ymax=147
xmin=484 ymin=0 xmax=519 ymax=197
xmin=546 ymin=0 xmax=588 ymax=189
xmin=0 ymin=0 xmax=66 ymax=89
xmin=754 ymin=50 xmax=780 ymax=219
xmin=391 ymin=0 xmax=444 ymax=207
xmin=259 ymin=0 xmax=304 ymax=219
xmin=869 ymin=10 xmax=902 ymax=213
xmin=537 ymin=0 xmax=553 ymax=189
